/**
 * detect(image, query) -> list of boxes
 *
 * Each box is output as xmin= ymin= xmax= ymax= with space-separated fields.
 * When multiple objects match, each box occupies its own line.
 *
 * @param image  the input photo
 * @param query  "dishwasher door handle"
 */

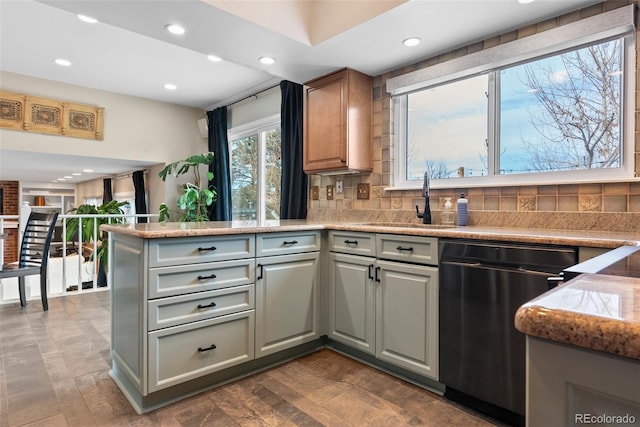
xmin=547 ymin=273 xmax=565 ymax=289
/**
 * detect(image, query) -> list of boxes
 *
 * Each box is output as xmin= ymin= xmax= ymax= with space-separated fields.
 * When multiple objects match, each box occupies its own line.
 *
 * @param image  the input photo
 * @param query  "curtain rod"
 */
xmin=226 ymin=83 xmax=280 ymax=108
xmin=112 ymin=169 xmax=149 ymax=181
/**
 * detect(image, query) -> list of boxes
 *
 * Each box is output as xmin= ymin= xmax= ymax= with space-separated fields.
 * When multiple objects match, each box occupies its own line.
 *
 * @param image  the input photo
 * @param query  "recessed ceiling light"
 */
xmin=518 ymin=0 xmax=535 ymax=3
xmin=402 ymin=37 xmax=421 ymax=47
xmin=165 ymin=24 xmax=185 ymax=35
xmin=259 ymin=56 xmax=276 ymax=65
xmin=57 ymin=178 xmax=66 ymax=181
xmin=72 ymin=172 xmax=82 ymax=176
xmin=55 ymin=58 xmax=71 ymax=66
xmin=64 ymin=175 xmax=73 ymax=179
xmin=207 ymin=54 xmax=222 ymax=62
xmin=164 ymin=83 xmax=177 ymax=90
xmin=77 ymin=14 xmax=98 ymax=24
xmin=82 ymin=169 xmax=93 ymax=173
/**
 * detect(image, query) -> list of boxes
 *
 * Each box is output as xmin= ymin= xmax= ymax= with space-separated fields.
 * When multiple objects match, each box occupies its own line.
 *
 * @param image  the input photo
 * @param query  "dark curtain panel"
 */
xmin=207 ymin=108 xmax=232 ymax=221
xmin=103 ymin=178 xmax=113 ymax=203
xmin=279 ymin=80 xmax=308 ymax=219
xmin=132 ymin=170 xmax=148 ymax=223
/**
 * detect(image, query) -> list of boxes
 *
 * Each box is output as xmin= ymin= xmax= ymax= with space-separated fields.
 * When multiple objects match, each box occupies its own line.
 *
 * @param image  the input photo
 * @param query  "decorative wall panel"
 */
xmin=0 ymin=90 xmax=104 ymax=140
xmin=0 ymin=91 xmax=24 ymax=130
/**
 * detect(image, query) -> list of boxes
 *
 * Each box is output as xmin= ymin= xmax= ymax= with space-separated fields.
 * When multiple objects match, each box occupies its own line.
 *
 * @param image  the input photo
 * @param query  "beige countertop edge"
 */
xmin=101 ymin=221 xmax=640 ymax=248
xmin=515 ymin=274 xmax=640 ymax=360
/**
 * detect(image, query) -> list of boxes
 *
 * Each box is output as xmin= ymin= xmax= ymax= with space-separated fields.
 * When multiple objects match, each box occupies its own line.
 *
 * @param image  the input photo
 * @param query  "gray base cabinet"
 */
xmin=255 ymin=232 xmax=321 ymax=358
xmin=109 ymin=230 xmax=321 ymax=414
xmin=328 ymin=252 xmax=375 ymax=354
xmin=376 ymin=259 xmax=438 ymax=378
xmin=526 ymin=336 xmax=640 ymax=427
xmin=327 ymin=231 xmax=439 ymax=380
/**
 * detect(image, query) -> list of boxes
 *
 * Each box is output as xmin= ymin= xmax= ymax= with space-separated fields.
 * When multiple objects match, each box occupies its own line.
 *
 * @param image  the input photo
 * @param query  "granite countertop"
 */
xmin=101 ymin=219 xmax=640 ymax=248
xmin=515 ymin=274 xmax=640 ymax=360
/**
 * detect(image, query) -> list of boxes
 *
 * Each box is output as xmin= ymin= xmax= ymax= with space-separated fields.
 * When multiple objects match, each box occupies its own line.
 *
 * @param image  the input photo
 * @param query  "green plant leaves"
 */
xmin=158 ymin=152 xmax=218 ymax=222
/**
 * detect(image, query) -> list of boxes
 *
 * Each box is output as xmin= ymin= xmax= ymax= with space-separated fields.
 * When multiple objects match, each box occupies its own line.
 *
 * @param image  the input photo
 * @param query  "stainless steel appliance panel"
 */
xmin=439 ymin=239 xmax=577 ymax=420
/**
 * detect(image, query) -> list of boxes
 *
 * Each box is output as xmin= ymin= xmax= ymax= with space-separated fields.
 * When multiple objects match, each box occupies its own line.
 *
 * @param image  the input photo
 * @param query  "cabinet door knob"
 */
xmin=197 ymin=246 xmax=217 ymax=252
xmin=196 ymin=301 xmax=217 ymax=310
xmin=197 ymin=344 xmax=217 ymax=352
xmin=197 ymin=273 xmax=217 ymax=281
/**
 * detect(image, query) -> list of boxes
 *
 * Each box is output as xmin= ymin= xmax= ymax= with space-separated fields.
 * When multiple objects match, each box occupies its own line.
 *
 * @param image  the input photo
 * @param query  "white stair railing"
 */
xmin=0 ymin=213 xmax=157 ymax=305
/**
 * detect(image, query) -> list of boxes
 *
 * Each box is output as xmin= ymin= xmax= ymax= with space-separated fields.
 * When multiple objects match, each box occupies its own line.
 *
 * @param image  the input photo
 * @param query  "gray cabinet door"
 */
xmin=375 ymin=260 xmax=438 ymax=379
xmin=255 ymin=252 xmax=320 ymax=358
xmin=328 ymin=252 xmax=375 ymax=354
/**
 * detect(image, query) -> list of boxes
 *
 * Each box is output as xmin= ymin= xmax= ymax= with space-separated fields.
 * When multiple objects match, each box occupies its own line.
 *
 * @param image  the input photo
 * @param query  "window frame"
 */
xmin=227 ymin=114 xmax=281 ymax=222
xmin=388 ymin=6 xmax=636 ymax=191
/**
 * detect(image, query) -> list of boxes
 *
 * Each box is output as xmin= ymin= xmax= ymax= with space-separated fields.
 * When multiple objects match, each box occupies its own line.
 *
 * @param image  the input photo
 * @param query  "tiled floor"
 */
xmin=0 ymin=292 xmax=502 ymax=426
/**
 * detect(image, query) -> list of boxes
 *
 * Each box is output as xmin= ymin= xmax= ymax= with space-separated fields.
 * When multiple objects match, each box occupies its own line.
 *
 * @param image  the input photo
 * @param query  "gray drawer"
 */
xmin=148 ymin=234 xmax=255 ymax=268
xmin=148 ymin=284 xmax=255 ymax=331
xmin=376 ymin=234 xmax=438 ymax=265
xmin=328 ymin=231 xmax=376 ymax=256
xmin=148 ymin=311 xmax=255 ymax=393
xmin=256 ymin=231 xmax=321 ymax=257
xmin=148 ymin=259 xmax=255 ymax=299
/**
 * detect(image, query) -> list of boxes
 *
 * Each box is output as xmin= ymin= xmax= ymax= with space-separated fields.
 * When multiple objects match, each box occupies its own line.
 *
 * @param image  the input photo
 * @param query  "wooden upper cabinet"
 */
xmin=303 ymin=68 xmax=372 ymax=174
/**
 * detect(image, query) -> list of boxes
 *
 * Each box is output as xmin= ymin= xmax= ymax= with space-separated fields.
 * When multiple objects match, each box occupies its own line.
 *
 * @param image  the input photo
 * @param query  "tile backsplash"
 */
xmin=308 ymin=1 xmax=640 ymax=233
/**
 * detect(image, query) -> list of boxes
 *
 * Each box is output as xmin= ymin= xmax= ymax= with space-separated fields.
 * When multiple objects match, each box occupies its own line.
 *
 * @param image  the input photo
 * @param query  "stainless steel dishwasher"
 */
xmin=439 ymin=239 xmax=577 ymax=425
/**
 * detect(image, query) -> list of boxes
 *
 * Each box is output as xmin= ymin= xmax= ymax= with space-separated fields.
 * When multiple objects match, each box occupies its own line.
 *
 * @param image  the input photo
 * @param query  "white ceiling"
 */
xmin=0 ymin=0 xmax=602 ymax=183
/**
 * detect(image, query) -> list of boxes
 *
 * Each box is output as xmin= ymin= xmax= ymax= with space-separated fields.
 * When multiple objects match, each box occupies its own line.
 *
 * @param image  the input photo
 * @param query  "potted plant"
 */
xmin=158 ymin=152 xmax=217 ymax=222
xmin=65 ymin=199 xmax=129 ymax=286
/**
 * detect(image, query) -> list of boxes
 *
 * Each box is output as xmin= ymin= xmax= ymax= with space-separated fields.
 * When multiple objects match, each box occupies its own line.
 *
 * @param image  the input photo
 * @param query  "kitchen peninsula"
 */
xmin=102 ymin=220 xmax=640 ymax=415
xmin=516 ymin=262 xmax=640 ymax=426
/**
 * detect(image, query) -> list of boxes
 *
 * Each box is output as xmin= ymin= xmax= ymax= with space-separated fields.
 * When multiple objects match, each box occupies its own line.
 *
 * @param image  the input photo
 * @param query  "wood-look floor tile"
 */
xmin=0 ymin=354 xmax=9 ymax=427
xmin=3 ymin=343 xmax=61 ymax=427
xmin=1 ymin=291 xmax=502 ymax=427
xmin=18 ymin=413 xmax=68 ymax=427
xmin=208 ymin=376 xmax=297 ymax=426
xmin=40 ymin=351 xmax=96 ymax=427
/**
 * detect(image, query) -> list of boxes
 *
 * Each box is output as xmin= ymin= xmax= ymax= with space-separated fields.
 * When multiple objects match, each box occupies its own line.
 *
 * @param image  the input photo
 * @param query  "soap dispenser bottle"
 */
xmin=457 ymin=193 xmax=468 ymax=226
xmin=442 ymin=198 xmax=454 ymax=225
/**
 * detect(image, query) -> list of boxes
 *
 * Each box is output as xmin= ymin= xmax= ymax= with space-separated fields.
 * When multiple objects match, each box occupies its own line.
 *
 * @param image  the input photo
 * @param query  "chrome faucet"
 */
xmin=415 ymin=171 xmax=431 ymax=224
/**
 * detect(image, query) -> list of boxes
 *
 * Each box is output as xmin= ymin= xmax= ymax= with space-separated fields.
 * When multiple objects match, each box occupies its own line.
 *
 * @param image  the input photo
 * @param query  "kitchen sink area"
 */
xmin=356 ymin=222 xmax=457 ymax=229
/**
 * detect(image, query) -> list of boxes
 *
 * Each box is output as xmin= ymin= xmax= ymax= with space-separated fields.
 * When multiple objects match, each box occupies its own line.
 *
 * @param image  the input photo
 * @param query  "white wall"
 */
xmin=228 ymin=86 xmax=280 ymax=129
xmin=0 ymin=71 xmax=207 ymax=214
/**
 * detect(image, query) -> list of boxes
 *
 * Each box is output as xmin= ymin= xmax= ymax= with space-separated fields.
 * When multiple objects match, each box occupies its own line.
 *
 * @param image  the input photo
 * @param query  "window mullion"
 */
xmin=488 ymin=71 xmax=499 ymax=176
xmin=257 ymin=131 xmax=267 ymax=222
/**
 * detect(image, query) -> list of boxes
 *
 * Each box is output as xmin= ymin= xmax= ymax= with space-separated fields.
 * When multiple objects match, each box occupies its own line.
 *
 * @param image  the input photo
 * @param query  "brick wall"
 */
xmin=308 ymin=1 xmax=640 ymax=232
xmin=0 ymin=180 xmax=19 ymax=263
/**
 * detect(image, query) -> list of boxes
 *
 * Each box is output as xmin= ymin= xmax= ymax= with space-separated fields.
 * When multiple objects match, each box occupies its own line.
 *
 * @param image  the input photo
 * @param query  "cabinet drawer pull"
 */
xmin=197 ymin=344 xmax=217 ymax=352
xmin=257 ymin=264 xmax=264 ymax=280
xmin=344 ymin=240 xmax=359 ymax=246
xmin=197 ymin=246 xmax=217 ymax=252
xmin=396 ymin=246 xmax=414 ymax=252
xmin=197 ymin=273 xmax=217 ymax=281
xmin=196 ymin=301 xmax=217 ymax=310
xmin=283 ymin=240 xmax=298 ymax=246
xmin=368 ymin=264 xmax=374 ymax=280
xmin=375 ymin=266 xmax=381 ymax=283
